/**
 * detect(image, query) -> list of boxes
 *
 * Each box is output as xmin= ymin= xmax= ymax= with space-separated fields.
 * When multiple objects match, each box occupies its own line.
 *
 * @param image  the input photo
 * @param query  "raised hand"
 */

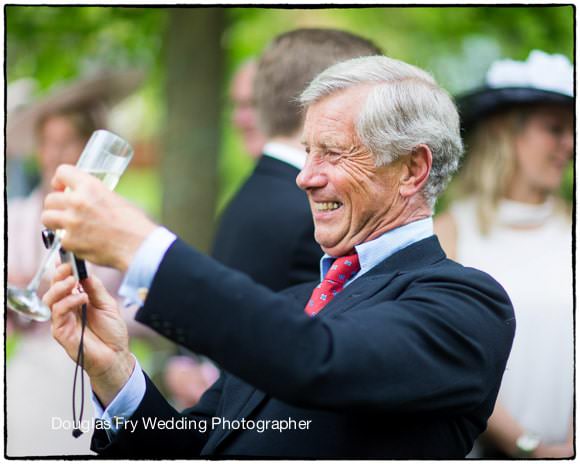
xmin=41 ymin=165 xmax=157 ymax=271
xmin=43 ymin=262 xmax=135 ymax=407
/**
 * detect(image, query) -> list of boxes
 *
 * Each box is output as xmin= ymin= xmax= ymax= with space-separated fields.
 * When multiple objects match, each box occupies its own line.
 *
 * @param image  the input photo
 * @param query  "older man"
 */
xmin=42 ymin=55 xmax=515 ymax=458
xmin=213 ymin=29 xmax=382 ymax=291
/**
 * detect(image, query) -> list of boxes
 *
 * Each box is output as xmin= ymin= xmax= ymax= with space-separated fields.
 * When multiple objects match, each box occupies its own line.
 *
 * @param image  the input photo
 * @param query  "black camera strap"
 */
xmin=70 ymin=257 xmax=88 ymax=438
xmin=72 ymin=300 xmax=87 ymax=438
xmin=42 ymin=228 xmax=89 ymax=439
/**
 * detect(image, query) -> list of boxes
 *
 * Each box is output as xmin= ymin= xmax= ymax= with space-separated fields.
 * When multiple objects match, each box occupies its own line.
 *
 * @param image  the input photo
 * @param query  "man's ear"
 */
xmin=399 ymin=144 xmax=432 ymax=198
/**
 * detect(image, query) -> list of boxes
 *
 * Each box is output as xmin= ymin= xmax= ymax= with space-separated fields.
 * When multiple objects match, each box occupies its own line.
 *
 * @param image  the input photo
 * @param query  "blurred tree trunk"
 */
xmin=161 ymin=8 xmax=225 ymax=251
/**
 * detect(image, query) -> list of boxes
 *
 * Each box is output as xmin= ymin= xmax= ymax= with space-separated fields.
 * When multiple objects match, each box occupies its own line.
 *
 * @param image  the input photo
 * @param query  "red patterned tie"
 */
xmin=305 ymin=253 xmax=360 ymax=316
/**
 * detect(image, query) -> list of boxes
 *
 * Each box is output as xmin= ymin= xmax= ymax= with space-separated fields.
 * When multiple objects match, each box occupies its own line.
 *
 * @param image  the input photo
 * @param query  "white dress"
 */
xmin=450 ymin=198 xmax=573 ymax=449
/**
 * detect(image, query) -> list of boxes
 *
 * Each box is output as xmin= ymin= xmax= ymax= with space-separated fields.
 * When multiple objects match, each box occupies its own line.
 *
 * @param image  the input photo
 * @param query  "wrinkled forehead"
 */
xmin=301 ymin=86 xmax=373 ymax=142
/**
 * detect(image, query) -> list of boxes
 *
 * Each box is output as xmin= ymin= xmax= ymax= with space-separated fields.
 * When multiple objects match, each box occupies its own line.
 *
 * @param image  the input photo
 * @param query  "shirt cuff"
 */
xmin=119 ymin=226 xmax=177 ymax=307
xmin=92 ymin=355 xmax=146 ymax=438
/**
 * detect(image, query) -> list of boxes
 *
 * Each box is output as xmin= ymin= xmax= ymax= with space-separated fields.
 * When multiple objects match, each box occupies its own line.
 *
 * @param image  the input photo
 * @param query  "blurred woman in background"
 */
xmin=435 ymin=50 xmax=573 ymax=458
xmin=8 ymin=106 xmax=120 ymax=294
xmin=6 ymin=72 xmax=142 ymax=456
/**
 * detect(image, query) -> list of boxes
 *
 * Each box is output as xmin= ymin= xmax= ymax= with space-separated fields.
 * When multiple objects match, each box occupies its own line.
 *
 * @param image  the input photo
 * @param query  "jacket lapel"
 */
xmin=320 ymin=236 xmax=446 ymax=319
xmin=320 ymin=270 xmax=400 ymax=319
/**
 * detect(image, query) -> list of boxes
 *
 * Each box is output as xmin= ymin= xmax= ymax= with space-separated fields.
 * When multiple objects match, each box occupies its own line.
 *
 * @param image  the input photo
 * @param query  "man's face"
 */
xmin=230 ymin=63 xmax=265 ymax=159
xmin=297 ymin=86 xmax=406 ymax=257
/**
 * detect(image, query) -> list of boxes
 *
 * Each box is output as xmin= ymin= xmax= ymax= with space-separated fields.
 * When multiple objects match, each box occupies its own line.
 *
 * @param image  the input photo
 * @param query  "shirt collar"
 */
xmin=262 ymin=141 xmax=306 ymax=170
xmin=320 ymin=217 xmax=434 ymax=283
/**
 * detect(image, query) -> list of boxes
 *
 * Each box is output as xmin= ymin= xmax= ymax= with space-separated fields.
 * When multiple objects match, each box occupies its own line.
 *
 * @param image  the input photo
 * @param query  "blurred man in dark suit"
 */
xmin=165 ymin=31 xmax=382 ymax=409
xmin=212 ymin=29 xmax=382 ymax=291
xmin=42 ymin=53 xmax=515 ymax=458
xmin=163 ymin=59 xmax=265 ymax=411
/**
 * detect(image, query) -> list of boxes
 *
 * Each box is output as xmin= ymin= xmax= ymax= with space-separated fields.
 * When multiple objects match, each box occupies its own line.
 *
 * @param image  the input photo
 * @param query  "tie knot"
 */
xmin=305 ymin=252 xmax=360 ymax=316
xmin=325 ymin=253 xmax=360 ymax=284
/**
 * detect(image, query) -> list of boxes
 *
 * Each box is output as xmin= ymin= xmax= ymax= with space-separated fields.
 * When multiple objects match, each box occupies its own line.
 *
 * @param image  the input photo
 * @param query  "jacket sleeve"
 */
xmin=136 ymin=238 xmax=515 ymax=415
xmin=91 ymin=372 xmax=224 ymax=457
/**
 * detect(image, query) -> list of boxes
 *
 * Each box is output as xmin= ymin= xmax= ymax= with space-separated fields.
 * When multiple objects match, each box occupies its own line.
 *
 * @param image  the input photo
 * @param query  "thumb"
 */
xmin=80 ymin=274 xmax=117 ymax=310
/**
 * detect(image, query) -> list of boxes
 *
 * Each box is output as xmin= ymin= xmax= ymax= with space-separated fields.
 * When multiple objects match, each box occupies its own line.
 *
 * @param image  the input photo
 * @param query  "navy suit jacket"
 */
xmin=91 ymin=236 xmax=515 ymax=458
xmin=211 ymin=155 xmax=321 ymax=291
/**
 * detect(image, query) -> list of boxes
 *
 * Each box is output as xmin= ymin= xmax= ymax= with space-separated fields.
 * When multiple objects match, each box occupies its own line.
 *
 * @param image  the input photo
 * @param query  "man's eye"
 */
xmin=326 ymin=151 xmax=342 ymax=159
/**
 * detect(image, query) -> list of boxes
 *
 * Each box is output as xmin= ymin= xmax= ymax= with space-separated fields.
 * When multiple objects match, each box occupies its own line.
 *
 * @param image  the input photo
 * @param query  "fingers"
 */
xmin=50 ymin=164 xmax=91 ymax=191
xmin=44 ymin=190 xmax=71 ymax=210
xmin=52 ymin=263 xmax=74 ymax=285
xmin=44 ymin=272 xmax=89 ymax=336
xmin=41 ymin=209 xmax=71 ymax=232
xmin=43 ymin=273 xmax=78 ymax=309
xmin=46 ymin=267 xmax=117 ymax=317
xmin=42 ymin=190 xmax=82 ymax=231
xmin=80 ymin=275 xmax=117 ymax=309
xmin=51 ymin=292 xmax=88 ymax=327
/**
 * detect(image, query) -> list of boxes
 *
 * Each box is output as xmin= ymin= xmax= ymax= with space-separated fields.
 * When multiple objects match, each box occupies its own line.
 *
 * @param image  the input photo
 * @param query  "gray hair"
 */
xmin=300 ymin=56 xmax=463 ymax=208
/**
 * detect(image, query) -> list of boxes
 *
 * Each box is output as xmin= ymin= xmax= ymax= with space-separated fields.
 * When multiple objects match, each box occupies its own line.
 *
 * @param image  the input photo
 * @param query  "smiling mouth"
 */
xmin=314 ymin=201 xmax=342 ymax=212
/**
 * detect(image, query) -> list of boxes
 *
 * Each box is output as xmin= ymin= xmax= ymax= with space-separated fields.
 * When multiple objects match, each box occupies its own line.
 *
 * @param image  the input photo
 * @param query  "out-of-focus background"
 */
xmin=4 ymin=5 xmax=574 ymax=456
xmin=7 ymin=6 xmax=573 ymax=237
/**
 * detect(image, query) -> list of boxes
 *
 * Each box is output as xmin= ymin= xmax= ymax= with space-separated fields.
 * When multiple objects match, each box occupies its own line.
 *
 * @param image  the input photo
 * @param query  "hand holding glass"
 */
xmin=7 ymin=130 xmax=134 ymax=321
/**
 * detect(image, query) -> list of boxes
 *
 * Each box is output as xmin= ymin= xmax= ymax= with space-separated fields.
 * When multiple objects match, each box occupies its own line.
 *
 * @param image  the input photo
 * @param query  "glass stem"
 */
xmin=26 ymin=235 xmax=62 ymax=292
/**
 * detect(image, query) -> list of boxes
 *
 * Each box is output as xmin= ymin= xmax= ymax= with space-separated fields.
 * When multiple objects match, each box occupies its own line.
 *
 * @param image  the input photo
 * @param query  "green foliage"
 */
xmin=129 ymin=337 xmax=154 ymax=374
xmin=7 ymin=6 xmax=166 ymax=90
xmin=219 ymin=6 xmax=573 ymax=205
xmin=7 ymin=5 xmax=573 ymax=110
xmin=222 ymin=6 xmax=573 ymax=94
xmin=561 ymin=164 xmax=574 ymax=203
xmin=6 ymin=333 xmax=21 ymax=363
xmin=7 ymin=6 xmax=574 ymax=209
xmin=115 ymin=167 xmax=163 ymax=220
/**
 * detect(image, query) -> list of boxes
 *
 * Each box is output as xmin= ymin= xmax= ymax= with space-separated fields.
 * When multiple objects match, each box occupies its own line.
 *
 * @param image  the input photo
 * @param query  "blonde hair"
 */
xmin=457 ymin=110 xmax=523 ymax=234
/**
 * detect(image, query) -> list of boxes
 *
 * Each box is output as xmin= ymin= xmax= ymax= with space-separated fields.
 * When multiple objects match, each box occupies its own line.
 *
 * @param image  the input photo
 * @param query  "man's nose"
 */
xmin=296 ymin=156 xmax=327 ymax=191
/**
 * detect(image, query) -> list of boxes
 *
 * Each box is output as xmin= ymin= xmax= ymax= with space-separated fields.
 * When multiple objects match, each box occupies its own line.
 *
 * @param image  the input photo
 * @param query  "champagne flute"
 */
xmin=7 ymin=130 xmax=134 ymax=321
